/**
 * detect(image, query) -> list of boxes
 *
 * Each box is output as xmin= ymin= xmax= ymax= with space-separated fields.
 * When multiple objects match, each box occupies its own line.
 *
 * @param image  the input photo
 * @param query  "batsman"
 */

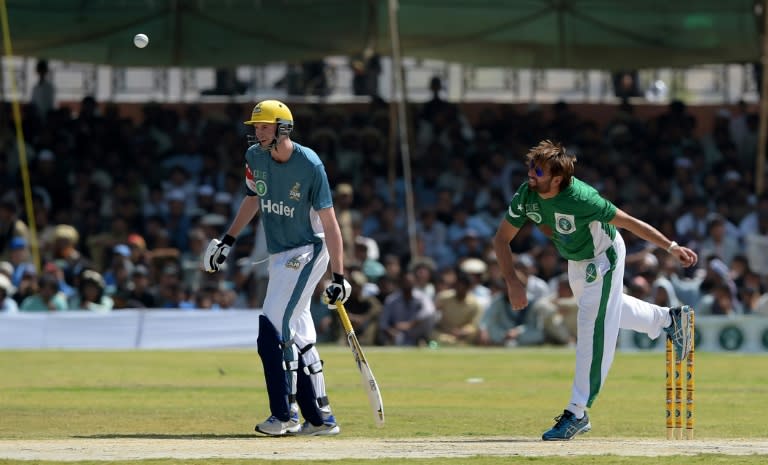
xmin=204 ymin=100 xmax=351 ymax=436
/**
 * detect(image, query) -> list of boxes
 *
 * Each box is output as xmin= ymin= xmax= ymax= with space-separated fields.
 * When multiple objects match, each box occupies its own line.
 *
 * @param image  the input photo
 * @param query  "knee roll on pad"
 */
xmin=257 ymin=315 xmax=290 ymax=420
xmin=296 ymin=343 xmax=326 ymax=426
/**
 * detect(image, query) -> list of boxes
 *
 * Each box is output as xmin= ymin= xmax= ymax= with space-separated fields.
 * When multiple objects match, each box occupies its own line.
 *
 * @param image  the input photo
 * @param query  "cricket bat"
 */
xmin=335 ymin=300 xmax=385 ymax=426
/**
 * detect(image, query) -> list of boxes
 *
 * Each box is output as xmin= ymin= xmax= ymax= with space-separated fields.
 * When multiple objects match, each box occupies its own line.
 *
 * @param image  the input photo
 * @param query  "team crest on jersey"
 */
xmin=555 ymin=213 xmax=576 ymax=235
xmin=285 ymin=256 xmax=301 ymax=270
xmin=289 ymin=182 xmax=302 ymax=201
xmin=585 ymin=263 xmax=598 ymax=283
xmin=255 ymin=180 xmax=268 ymax=196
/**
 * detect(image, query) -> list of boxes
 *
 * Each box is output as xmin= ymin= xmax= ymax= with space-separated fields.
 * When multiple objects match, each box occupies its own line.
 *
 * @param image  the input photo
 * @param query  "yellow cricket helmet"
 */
xmin=244 ymin=99 xmax=293 ymax=135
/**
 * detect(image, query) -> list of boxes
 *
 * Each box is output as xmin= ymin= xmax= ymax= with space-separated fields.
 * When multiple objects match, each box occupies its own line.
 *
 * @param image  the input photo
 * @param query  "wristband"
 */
xmin=222 ymin=234 xmax=236 ymax=246
xmin=332 ymin=272 xmax=345 ymax=283
xmin=666 ymin=241 xmax=679 ymax=253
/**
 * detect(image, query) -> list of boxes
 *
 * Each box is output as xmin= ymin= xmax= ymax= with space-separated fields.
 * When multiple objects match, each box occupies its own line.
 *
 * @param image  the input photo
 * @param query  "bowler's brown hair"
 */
xmin=525 ymin=140 xmax=577 ymax=190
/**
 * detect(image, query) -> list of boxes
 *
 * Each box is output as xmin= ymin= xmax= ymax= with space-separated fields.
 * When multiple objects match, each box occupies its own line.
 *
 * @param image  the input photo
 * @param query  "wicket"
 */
xmin=665 ymin=310 xmax=695 ymax=440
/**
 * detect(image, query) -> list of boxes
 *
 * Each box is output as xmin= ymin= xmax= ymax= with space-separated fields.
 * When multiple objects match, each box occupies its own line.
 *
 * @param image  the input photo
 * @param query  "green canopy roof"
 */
xmin=2 ymin=0 xmax=761 ymax=69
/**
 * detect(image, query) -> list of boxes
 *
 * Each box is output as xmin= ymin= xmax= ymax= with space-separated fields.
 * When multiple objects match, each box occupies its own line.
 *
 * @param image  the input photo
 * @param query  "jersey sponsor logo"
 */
xmin=261 ymin=198 xmax=295 ymax=217
xmin=289 ymin=182 xmax=302 ymax=201
xmin=585 ymin=263 xmax=598 ymax=283
xmin=555 ymin=213 xmax=576 ymax=235
xmin=526 ymin=212 xmax=542 ymax=223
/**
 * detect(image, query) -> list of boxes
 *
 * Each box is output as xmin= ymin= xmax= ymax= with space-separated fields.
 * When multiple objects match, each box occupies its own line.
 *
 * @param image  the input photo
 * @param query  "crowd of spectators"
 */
xmin=1 ymin=74 xmax=768 ymax=347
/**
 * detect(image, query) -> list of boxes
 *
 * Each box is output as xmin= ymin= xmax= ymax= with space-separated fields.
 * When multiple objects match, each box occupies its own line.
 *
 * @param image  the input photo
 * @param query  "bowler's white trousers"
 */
xmin=567 ymin=232 xmax=669 ymax=413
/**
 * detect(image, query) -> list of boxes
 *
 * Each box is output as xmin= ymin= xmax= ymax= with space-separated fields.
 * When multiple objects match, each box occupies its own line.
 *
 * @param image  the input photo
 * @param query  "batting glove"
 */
xmin=325 ymin=272 xmax=352 ymax=309
xmin=203 ymin=234 xmax=236 ymax=273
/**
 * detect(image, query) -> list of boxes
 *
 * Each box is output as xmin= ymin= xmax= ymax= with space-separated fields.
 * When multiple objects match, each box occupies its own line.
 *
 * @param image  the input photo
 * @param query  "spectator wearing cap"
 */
xmin=7 ymin=237 xmax=33 ymax=287
xmin=103 ymin=244 xmax=133 ymax=294
xmin=0 ymin=273 xmax=18 ymax=313
xmin=0 ymin=194 xmax=29 ymax=261
xmin=698 ymin=213 xmax=742 ymax=266
xmin=352 ymin=237 xmax=385 ymax=284
xmin=126 ymin=233 xmax=148 ymax=264
xmin=69 ymin=269 xmax=113 ymax=312
xmin=13 ymin=265 xmax=38 ymax=306
xmin=20 ymin=274 xmax=69 ymax=312
xmin=458 ymin=257 xmax=492 ymax=312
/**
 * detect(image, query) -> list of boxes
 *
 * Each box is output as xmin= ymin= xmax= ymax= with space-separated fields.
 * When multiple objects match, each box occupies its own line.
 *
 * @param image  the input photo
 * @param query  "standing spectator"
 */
xmin=30 ymin=59 xmax=55 ymax=121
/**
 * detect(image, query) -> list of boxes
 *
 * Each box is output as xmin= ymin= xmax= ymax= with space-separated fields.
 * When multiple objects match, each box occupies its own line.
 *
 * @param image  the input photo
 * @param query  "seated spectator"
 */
xmin=333 ymin=271 xmax=382 ymax=346
xmin=0 ymin=194 xmax=29 ymax=262
xmin=431 ymin=271 xmax=483 ymax=346
xmin=377 ymin=271 xmax=436 ymax=346
xmin=477 ymin=293 xmax=520 ymax=347
xmin=409 ymin=257 xmax=436 ymax=300
xmin=0 ymin=273 xmax=18 ymax=313
xmin=20 ymin=274 xmax=69 ymax=311
xmin=537 ymin=274 xmax=579 ymax=346
xmin=458 ymin=257 xmax=493 ymax=312
xmin=69 ymin=270 xmax=113 ymax=312
xmin=125 ymin=264 xmax=156 ymax=308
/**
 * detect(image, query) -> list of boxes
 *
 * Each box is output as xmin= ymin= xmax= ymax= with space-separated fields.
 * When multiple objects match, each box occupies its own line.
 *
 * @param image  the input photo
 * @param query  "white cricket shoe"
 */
xmin=299 ymin=414 xmax=340 ymax=436
xmin=255 ymin=413 xmax=301 ymax=436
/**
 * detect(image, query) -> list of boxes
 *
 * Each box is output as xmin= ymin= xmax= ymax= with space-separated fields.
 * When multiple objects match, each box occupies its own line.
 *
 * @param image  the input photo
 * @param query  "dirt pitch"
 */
xmin=1 ymin=437 xmax=767 ymax=461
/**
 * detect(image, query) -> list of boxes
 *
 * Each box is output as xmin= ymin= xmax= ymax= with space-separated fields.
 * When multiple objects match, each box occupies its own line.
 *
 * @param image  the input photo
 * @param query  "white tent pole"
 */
xmin=387 ymin=0 xmax=419 ymax=261
xmin=757 ymin=0 xmax=768 ymax=196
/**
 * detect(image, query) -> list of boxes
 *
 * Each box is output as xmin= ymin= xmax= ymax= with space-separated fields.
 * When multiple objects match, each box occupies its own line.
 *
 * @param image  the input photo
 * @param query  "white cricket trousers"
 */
xmin=566 ymin=232 xmax=669 ymax=414
xmin=261 ymin=242 xmax=329 ymax=348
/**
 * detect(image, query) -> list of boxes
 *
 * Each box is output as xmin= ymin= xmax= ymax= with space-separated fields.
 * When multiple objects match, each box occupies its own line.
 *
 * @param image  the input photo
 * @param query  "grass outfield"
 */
xmin=0 ymin=347 xmax=766 ymax=464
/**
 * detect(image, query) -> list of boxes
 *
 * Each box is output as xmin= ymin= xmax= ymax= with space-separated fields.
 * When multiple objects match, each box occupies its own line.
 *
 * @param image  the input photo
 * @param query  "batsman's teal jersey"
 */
xmin=505 ymin=177 xmax=617 ymax=261
xmin=244 ymin=142 xmax=333 ymax=254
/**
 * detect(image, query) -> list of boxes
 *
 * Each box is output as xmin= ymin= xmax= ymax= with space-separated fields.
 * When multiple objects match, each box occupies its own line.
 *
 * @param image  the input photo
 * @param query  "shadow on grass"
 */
xmin=72 ymin=434 xmax=260 ymax=439
xmin=390 ymin=438 xmax=537 ymax=443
